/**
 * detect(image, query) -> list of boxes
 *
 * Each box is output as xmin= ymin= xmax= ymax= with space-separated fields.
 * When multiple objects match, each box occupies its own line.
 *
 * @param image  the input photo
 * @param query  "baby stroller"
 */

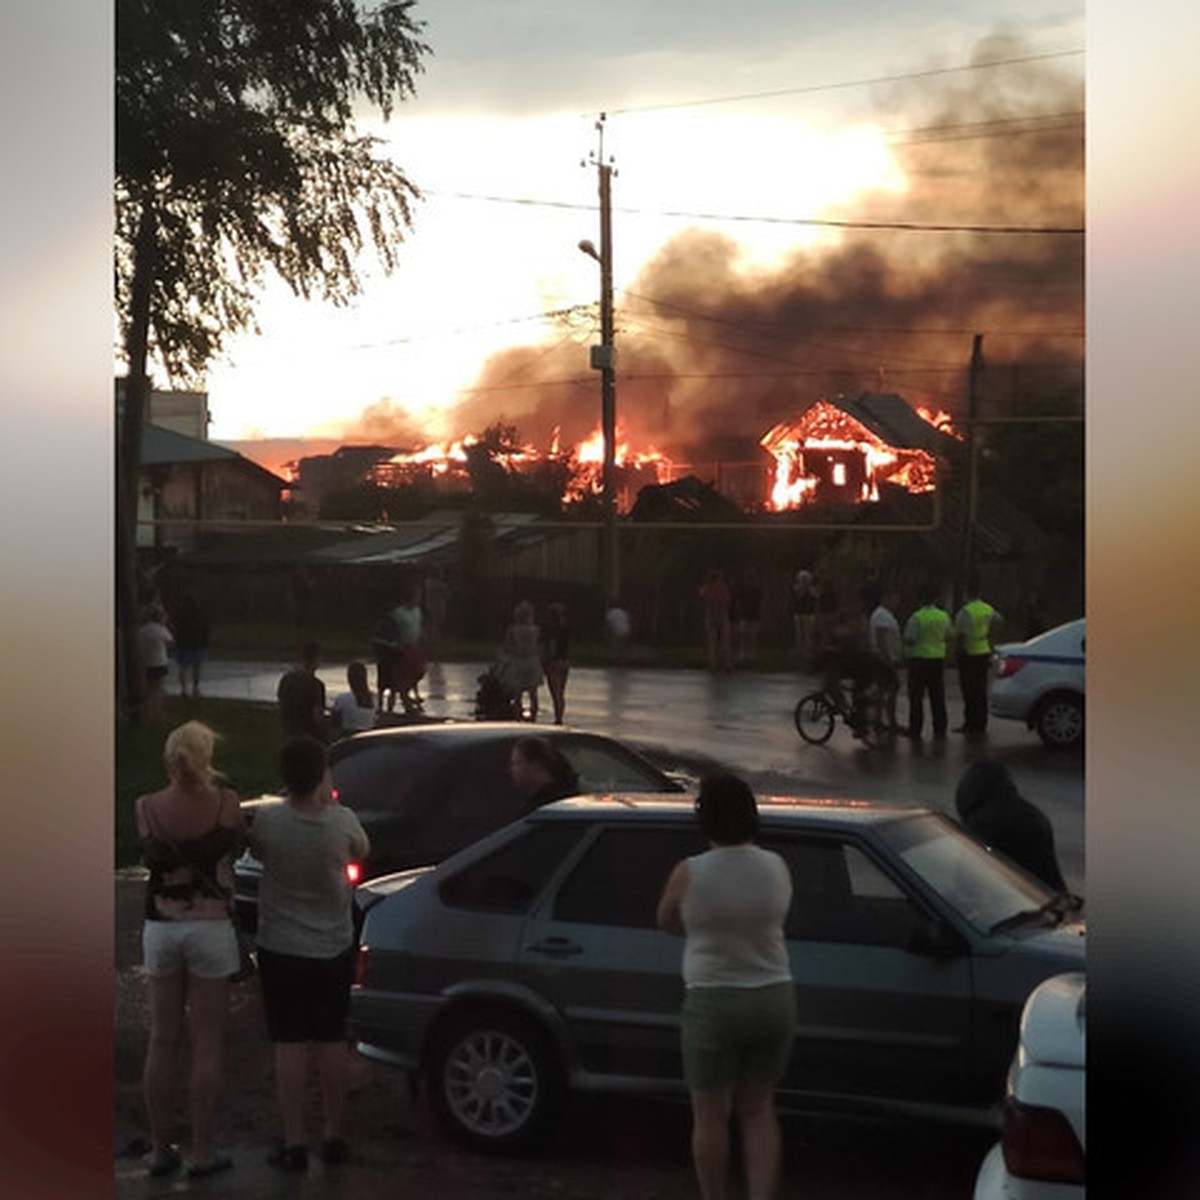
xmin=474 ymin=662 xmax=520 ymax=720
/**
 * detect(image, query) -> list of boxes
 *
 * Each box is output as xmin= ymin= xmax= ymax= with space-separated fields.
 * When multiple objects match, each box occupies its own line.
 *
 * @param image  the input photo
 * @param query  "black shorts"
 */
xmin=257 ymin=945 xmax=355 ymax=1043
xmin=374 ymin=646 xmax=397 ymax=691
xmin=146 ymin=665 xmax=169 ymax=680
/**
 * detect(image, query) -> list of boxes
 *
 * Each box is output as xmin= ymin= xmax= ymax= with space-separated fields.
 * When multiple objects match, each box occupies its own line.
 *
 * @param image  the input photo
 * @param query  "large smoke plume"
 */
xmin=354 ymin=33 xmax=1084 ymax=463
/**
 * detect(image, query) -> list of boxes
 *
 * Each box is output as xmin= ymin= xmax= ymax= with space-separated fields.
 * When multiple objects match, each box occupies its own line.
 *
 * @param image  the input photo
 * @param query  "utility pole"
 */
xmin=580 ymin=114 xmax=619 ymax=607
xmin=956 ymin=333 xmax=984 ymax=611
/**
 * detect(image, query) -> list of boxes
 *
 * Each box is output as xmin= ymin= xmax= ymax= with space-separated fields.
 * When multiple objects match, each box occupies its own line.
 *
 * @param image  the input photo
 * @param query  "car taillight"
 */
xmin=345 ymin=861 xmax=362 ymax=884
xmin=995 ymin=656 xmax=1027 ymax=679
xmin=353 ymin=945 xmax=369 ymax=988
xmin=1001 ymin=1096 xmax=1085 ymax=1183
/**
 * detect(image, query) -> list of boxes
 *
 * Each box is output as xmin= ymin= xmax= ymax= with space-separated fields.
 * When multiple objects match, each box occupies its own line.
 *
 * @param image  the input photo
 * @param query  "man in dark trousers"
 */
xmin=277 ymin=641 xmax=327 ymax=741
xmin=953 ymin=584 xmax=1002 ymax=737
xmin=903 ymin=585 xmax=952 ymax=740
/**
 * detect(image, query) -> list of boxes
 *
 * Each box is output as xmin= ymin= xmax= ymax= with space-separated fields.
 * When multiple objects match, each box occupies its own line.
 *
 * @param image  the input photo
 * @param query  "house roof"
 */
xmin=310 ymin=511 xmax=541 ymax=565
xmin=139 ymin=423 xmax=287 ymax=488
xmin=827 ymin=392 xmax=958 ymax=453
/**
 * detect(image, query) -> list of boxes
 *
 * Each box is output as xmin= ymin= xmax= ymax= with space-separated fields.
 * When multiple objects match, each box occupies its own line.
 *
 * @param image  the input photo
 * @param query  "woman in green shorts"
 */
xmin=657 ymin=774 xmax=795 ymax=1200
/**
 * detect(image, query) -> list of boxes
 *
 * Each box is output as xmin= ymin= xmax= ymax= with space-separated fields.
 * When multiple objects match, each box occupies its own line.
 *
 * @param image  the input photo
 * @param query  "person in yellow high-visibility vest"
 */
xmin=903 ymin=585 xmax=953 ymax=740
xmin=952 ymin=586 xmax=1002 ymax=736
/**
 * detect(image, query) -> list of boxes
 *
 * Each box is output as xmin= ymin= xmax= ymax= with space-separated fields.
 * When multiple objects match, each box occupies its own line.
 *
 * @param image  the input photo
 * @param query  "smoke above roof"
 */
xmin=351 ymin=33 xmax=1084 ymax=463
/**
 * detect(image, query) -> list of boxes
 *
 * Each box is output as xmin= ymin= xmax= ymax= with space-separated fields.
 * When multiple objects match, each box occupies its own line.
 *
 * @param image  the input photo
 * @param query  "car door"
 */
xmin=516 ymin=824 xmax=705 ymax=1082
xmin=762 ymin=831 xmax=976 ymax=1107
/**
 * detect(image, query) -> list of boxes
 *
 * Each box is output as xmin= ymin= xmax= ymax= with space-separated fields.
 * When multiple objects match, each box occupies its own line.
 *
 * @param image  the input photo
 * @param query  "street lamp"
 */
xmin=579 ymin=197 xmax=618 ymax=606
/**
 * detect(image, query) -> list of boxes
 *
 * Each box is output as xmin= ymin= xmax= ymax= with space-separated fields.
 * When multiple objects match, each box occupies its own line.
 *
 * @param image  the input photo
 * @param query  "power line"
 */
xmin=624 ymin=290 xmax=1084 ymax=336
xmin=887 ymin=110 xmax=1084 ymax=138
xmin=335 ymin=288 xmax=1082 ymax=356
xmin=602 ymin=49 xmax=1084 ymax=116
xmin=423 ymin=190 xmax=1083 ymax=235
xmin=889 ymin=111 xmax=1084 ymax=145
xmin=344 ymin=303 xmax=594 ymax=350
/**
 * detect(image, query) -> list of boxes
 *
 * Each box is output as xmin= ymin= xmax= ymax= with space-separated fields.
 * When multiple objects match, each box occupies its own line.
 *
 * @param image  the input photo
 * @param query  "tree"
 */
xmin=115 ymin=0 xmax=430 ymax=717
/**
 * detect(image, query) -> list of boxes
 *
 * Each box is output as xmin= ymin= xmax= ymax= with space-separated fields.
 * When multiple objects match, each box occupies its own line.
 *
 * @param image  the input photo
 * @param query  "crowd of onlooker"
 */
xmin=132 ymin=715 xmax=1069 ymax=1188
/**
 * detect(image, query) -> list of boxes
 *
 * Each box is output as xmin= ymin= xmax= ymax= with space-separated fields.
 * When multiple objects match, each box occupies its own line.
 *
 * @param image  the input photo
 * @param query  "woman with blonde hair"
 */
xmin=135 ymin=721 xmax=246 ymax=1179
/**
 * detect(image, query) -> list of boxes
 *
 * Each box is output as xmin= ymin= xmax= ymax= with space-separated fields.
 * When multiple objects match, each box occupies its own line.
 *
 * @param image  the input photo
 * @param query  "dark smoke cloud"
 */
xmin=405 ymin=33 xmax=1085 ymax=463
xmin=336 ymin=397 xmax=426 ymax=446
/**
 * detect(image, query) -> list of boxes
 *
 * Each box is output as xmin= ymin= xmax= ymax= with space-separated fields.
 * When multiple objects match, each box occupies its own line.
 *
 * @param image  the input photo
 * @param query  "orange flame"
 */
xmin=916 ymin=406 xmax=961 ymax=438
xmin=760 ymin=399 xmax=939 ymax=511
xmin=563 ymin=425 xmax=675 ymax=506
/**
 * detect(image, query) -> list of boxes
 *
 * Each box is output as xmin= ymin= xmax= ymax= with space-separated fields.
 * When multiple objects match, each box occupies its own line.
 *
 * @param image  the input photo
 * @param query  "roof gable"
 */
xmin=830 ymin=392 xmax=956 ymax=452
xmin=139 ymin=423 xmax=287 ymax=487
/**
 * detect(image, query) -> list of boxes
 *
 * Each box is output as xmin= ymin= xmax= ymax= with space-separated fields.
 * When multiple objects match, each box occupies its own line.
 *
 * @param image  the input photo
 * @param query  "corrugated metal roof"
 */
xmin=310 ymin=511 xmax=540 ymax=565
xmin=141 ymin=423 xmax=236 ymax=465
xmin=139 ymin=422 xmax=287 ymax=487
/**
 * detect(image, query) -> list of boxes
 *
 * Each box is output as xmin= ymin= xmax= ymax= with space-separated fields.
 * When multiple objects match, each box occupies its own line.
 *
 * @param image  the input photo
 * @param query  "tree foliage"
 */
xmin=115 ymin=0 xmax=430 ymax=381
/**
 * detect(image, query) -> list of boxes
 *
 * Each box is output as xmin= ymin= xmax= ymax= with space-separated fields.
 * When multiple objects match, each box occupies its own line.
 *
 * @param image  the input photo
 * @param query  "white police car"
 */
xmin=973 ymin=972 xmax=1085 ymax=1199
xmin=990 ymin=619 xmax=1085 ymax=749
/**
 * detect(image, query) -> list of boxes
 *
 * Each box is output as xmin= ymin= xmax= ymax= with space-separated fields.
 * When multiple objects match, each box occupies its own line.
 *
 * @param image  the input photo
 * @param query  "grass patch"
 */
xmin=115 ymin=696 xmax=285 ymax=868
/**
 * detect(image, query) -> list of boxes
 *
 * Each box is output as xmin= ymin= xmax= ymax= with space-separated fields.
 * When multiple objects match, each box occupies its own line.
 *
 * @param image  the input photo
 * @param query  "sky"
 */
xmin=184 ymin=0 xmax=1087 ymax=452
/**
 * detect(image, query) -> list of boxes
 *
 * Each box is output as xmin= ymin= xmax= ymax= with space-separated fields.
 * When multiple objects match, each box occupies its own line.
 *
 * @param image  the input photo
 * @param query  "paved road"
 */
xmin=199 ymin=656 xmax=1085 ymax=891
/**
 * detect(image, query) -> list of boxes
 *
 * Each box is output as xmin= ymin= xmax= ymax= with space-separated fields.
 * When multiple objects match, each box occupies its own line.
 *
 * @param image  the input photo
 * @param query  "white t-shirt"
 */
xmin=332 ymin=691 xmax=375 ymax=733
xmin=252 ymin=802 xmax=370 ymax=959
xmin=868 ymin=605 xmax=903 ymax=665
xmin=681 ymin=844 xmax=793 ymax=989
xmin=605 ymin=606 xmax=631 ymax=639
xmin=138 ymin=621 xmax=174 ymax=668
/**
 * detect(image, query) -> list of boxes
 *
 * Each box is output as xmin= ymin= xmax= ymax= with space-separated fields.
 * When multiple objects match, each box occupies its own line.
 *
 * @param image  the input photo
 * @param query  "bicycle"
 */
xmin=793 ymin=682 xmax=890 ymax=746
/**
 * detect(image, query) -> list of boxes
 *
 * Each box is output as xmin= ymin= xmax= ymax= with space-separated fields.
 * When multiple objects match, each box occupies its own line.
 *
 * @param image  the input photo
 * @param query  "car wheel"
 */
xmin=425 ymin=1008 xmax=564 ymax=1152
xmin=794 ymin=692 xmax=836 ymax=744
xmin=1034 ymin=693 xmax=1084 ymax=748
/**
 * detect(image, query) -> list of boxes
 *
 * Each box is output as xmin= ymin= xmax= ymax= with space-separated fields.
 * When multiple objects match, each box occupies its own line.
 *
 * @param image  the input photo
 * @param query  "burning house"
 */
xmin=760 ymin=391 xmax=960 ymax=511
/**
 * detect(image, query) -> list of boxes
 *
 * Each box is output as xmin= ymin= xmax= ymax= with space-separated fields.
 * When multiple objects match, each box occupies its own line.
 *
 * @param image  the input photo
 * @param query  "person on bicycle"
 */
xmin=813 ymin=615 xmax=896 ymax=738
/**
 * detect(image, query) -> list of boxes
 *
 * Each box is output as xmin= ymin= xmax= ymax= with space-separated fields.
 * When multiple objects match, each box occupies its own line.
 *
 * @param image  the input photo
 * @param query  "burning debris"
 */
xmin=363 ymin=424 xmax=678 ymax=511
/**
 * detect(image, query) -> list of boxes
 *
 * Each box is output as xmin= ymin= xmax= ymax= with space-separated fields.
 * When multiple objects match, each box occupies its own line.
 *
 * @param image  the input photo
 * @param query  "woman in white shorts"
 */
xmin=136 ymin=721 xmax=246 ymax=1179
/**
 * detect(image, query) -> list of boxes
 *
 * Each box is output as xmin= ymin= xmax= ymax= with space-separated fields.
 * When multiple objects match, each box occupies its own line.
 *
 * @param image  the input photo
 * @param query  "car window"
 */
xmin=557 ymin=739 xmax=670 ymax=794
xmin=875 ymin=814 xmax=1051 ymax=935
xmin=763 ymin=835 xmax=923 ymax=948
xmin=438 ymin=823 xmax=587 ymax=914
xmin=552 ymin=827 xmax=706 ymax=927
xmin=437 ymin=743 xmax=530 ymax=845
xmin=330 ymin=742 xmax=438 ymax=816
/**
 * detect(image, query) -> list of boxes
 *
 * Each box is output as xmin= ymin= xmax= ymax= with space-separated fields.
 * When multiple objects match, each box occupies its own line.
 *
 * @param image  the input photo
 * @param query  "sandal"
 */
xmin=147 ymin=1146 xmax=181 ymax=1177
xmin=185 ymin=1152 xmax=232 ymax=1179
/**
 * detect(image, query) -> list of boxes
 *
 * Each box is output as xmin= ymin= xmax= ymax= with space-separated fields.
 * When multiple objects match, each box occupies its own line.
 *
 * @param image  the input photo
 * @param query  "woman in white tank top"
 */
xmin=657 ymin=774 xmax=795 ymax=1200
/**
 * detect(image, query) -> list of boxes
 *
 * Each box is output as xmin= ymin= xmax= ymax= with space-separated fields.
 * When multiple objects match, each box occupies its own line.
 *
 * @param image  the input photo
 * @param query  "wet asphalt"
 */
xmin=193 ymin=654 xmax=1084 ymax=888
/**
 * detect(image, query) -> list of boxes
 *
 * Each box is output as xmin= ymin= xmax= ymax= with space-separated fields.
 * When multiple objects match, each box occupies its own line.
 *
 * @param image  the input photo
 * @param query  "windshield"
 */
xmin=876 ymin=813 xmax=1055 ymax=936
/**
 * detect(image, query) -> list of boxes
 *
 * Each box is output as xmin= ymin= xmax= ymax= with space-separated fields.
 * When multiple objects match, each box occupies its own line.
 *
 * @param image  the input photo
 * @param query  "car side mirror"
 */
xmin=907 ymin=916 xmax=966 ymax=959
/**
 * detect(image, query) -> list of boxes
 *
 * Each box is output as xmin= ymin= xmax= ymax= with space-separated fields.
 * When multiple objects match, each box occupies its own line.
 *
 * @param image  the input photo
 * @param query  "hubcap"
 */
xmin=444 ymin=1029 xmax=538 ymax=1138
xmin=1043 ymin=701 xmax=1082 ymax=744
